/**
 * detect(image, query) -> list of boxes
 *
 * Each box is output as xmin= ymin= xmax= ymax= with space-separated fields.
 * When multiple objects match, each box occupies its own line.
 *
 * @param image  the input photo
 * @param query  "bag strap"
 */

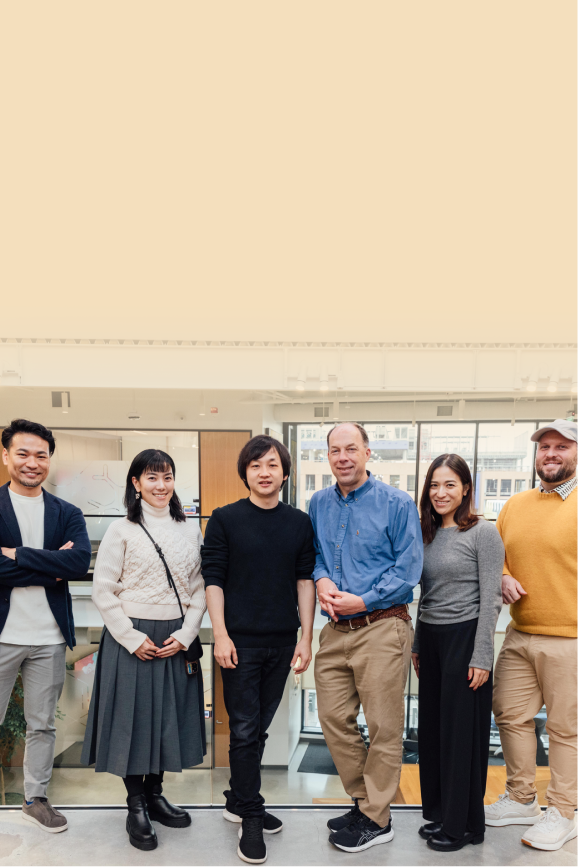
xmin=139 ymin=522 xmax=185 ymax=620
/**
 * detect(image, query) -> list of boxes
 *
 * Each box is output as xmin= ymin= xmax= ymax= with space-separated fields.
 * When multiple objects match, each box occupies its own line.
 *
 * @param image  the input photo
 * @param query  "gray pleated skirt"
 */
xmin=81 ymin=618 xmax=206 ymax=777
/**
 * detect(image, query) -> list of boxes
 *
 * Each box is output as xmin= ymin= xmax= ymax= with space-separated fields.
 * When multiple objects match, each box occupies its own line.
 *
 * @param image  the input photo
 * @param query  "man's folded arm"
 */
xmin=0 ymin=556 xmax=59 ymax=588
xmin=15 ymin=509 xmax=91 ymax=580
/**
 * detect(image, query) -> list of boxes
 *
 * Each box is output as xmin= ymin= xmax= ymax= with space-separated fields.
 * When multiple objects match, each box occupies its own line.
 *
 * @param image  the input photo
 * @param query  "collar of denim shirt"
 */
xmin=333 ymin=470 xmax=375 ymax=503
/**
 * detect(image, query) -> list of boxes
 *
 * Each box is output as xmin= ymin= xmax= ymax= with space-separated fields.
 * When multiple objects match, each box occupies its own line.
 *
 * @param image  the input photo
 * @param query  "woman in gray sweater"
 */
xmin=411 ymin=454 xmax=504 ymax=853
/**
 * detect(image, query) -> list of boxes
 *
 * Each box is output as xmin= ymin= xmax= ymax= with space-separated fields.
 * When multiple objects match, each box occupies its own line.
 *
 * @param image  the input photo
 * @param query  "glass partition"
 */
xmin=47 ymin=429 xmax=200 ymax=518
xmin=417 ymin=423 xmax=476 ymax=505
xmin=287 ymin=419 xmax=550 ymax=809
xmin=476 ymin=422 xmax=536 ymax=519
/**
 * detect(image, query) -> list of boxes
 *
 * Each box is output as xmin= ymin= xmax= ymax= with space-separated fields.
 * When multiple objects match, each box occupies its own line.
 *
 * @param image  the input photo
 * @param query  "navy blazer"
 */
xmin=0 ymin=483 xmax=92 ymax=649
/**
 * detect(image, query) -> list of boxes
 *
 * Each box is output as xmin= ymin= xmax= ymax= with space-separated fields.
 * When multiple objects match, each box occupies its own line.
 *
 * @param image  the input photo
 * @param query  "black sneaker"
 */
xmin=327 ymin=799 xmax=362 ymax=832
xmin=238 ymin=817 xmax=267 ymax=864
xmin=223 ymin=791 xmax=283 ymax=834
xmin=329 ymin=813 xmax=394 ymax=852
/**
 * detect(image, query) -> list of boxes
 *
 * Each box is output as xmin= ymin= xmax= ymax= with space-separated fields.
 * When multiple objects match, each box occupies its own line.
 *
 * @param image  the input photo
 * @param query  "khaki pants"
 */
xmin=493 ymin=626 xmax=577 ymax=819
xmin=314 ymin=616 xmax=412 ymax=828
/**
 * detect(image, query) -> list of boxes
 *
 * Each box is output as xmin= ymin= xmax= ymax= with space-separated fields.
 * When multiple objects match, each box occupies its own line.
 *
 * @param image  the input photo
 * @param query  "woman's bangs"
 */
xmin=143 ymin=459 xmax=173 ymax=476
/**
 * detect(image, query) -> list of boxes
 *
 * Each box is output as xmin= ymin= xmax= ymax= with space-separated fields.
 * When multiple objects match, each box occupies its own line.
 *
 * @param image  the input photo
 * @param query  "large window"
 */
xmin=288 ymin=418 xmax=554 ymax=808
xmin=418 ymin=423 xmax=476 ymax=505
xmin=476 ymin=423 xmax=536 ymax=518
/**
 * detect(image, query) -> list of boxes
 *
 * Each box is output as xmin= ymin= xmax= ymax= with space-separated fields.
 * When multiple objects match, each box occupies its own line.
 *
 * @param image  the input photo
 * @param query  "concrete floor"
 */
xmin=1 ymin=743 xmax=350 ymax=806
xmin=0 ymin=808 xmax=575 ymax=866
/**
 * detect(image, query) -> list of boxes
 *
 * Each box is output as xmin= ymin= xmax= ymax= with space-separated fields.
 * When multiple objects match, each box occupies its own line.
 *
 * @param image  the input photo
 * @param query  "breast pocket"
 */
xmin=351 ymin=527 xmax=378 ymax=563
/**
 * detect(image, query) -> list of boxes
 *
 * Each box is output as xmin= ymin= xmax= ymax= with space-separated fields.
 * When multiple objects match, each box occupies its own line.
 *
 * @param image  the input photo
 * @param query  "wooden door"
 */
xmin=0 ymin=432 xmax=9 ymax=487
xmin=200 ymin=431 xmax=251 ymax=521
xmin=200 ymin=430 xmax=251 ymax=767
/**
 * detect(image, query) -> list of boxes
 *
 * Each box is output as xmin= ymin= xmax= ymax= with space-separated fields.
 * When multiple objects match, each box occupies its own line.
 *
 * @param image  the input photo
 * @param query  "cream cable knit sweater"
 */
xmin=92 ymin=500 xmax=206 ymax=654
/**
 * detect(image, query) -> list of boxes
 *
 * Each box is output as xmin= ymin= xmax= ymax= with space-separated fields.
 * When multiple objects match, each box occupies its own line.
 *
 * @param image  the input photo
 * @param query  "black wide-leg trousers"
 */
xmin=418 ymin=618 xmax=492 ymax=838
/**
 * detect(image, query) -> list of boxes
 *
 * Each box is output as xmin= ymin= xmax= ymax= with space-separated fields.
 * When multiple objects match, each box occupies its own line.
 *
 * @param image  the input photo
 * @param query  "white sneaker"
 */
xmin=484 ymin=791 xmax=541 ymax=826
xmin=521 ymin=808 xmax=577 ymax=851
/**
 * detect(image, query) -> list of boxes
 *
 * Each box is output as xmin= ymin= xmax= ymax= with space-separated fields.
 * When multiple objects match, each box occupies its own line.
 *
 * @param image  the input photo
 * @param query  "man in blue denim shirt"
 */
xmin=310 ymin=423 xmax=423 ymax=853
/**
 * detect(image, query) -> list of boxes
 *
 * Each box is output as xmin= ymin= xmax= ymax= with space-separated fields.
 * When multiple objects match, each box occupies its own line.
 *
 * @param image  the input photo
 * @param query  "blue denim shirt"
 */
xmin=309 ymin=472 xmax=423 ymax=619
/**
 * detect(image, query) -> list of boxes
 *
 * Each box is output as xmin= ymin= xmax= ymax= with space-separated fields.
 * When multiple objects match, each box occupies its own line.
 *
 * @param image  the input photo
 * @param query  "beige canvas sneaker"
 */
xmin=522 ymin=808 xmax=577 ymax=851
xmin=484 ymin=791 xmax=541 ymax=826
xmin=22 ymin=798 xmax=68 ymax=833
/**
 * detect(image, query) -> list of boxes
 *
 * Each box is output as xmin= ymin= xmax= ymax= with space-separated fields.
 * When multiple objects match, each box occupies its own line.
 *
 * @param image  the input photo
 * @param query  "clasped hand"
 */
xmin=412 ymin=654 xmax=489 ymax=690
xmin=135 ymin=636 xmax=185 ymax=661
xmin=316 ymin=577 xmax=365 ymax=621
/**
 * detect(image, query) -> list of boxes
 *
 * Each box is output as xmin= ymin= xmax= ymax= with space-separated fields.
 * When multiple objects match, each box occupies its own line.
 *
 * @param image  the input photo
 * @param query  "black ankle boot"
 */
xmin=418 ymin=822 xmax=443 ymax=840
xmin=126 ymin=794 xmax=158 ymax=850
xmin=145 ymin=785 xmax=191 ymax=828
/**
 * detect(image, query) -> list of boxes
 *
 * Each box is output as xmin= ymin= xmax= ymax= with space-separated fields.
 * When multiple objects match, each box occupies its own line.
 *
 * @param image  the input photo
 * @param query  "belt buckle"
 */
xmin=349 ymin=618 xmax=362 ymax=630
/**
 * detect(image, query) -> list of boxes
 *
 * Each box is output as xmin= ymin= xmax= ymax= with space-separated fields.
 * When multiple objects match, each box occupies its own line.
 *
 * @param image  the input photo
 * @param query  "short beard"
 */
xmin=536 ymin=462 xmax=576 ymax=485
xmin=17 ymin=476 xmax=43 ymax=488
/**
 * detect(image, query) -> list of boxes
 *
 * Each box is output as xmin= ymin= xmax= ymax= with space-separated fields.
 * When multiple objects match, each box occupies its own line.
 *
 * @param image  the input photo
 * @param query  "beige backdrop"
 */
xmin=1 ymin=1 xmax=575 ymax=343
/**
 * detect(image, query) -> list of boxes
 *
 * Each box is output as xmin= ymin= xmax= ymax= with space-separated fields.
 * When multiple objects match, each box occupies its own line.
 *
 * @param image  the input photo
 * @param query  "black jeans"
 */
xmin=221 ymin=645 xmax=294 ymax=818
xmin=418 ymin=619 xmax=492 ymax=838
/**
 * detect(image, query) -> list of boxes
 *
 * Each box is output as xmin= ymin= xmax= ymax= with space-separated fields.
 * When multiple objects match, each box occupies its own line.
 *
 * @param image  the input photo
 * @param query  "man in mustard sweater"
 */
xmin=485 ymin=419 xmax=577 ymax=852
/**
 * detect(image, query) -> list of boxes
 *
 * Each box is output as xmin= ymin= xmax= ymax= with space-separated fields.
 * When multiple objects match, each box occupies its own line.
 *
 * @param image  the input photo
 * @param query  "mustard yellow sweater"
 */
xmin=496 ymin=487 xmax=576 ymax=637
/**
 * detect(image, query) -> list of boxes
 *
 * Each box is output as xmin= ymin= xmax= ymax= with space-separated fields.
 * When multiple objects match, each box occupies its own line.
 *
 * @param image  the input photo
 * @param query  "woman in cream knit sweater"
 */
xmin=81 ymin=449 xmax=206 ymax=852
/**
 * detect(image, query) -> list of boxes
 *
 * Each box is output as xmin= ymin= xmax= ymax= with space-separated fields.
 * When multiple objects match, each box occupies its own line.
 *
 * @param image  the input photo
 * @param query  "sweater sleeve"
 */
xmin=470 ymin=521 xmax=505 ymax=670
xmin=200 ymin=510 xmax=229 ymax=589
xmin=170 ymin=524 xmax=207 ymax=650
xmin=411 ymin=581 xmax=423 ymax=654
xmin=496 ymin=506 xmax=512 ymax=577
xmin=296 ymin=517 xmax=316 ymax=580
xmin=91 ymin=522 xmax=148 ymax=655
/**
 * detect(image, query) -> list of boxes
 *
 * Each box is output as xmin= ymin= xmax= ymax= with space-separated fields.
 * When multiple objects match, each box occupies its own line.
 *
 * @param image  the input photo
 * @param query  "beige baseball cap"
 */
xmin=531 ymin=419 xmax=578 ymax=443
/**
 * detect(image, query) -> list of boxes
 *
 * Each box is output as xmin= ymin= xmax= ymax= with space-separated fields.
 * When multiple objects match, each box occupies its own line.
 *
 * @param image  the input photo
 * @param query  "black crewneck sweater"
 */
xmin=201 ymin=498 xmax=315 ymax=648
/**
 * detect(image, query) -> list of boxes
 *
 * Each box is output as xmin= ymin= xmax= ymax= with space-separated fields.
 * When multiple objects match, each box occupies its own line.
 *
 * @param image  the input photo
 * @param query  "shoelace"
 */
xmin=537 ymin=809 xmax=561 ymax=830
xmin=489 ymin=792 xmax=512 ymax=810
xmin=349 ymin=814 xmax=372 ymax=832
xmin=243 ymin=819 xmax=265 ymax=841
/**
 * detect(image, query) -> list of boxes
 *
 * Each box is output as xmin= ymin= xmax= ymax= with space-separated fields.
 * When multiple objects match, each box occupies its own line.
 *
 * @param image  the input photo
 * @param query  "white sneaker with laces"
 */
xmin=521 ymin=808 xmax=577 ymax=851
xmin=484 ymin=791 xmax=541 ymax=826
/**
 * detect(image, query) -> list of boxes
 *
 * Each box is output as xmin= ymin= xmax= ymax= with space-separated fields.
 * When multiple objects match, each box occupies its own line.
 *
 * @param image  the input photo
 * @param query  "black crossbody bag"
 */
xmin=139 ymin=523 xmax=203 ymax=675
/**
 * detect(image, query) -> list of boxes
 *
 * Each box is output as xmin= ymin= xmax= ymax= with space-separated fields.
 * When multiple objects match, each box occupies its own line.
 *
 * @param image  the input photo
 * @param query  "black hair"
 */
xmin=237 ymin=435 xmax=291 ymax=491
xmin=1 ymin=418 xmax=56 ymax=456
xmin=124 ymin=449 xmax=186 ymax=523
xmin=419 ymin=453 xmax=478 ymax=545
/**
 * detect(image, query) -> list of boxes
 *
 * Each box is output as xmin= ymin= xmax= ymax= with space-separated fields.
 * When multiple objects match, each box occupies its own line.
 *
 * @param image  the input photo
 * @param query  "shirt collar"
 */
xmin=538 ymin=475 xmax=577 ymax=500
xmin=334 ymin=471 xmax=375 ymax=502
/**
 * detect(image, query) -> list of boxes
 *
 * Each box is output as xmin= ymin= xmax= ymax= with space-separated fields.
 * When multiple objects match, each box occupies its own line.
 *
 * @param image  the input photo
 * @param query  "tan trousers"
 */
xmin=493 ymin=625 xmax=577 ymax=819
xmin=314 ymin=616 xmax=412 ymax=827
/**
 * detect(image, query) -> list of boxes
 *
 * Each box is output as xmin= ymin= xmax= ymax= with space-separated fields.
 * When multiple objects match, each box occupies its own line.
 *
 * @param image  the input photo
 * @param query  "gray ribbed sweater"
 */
xmin=412 ymin=519 xmax=504 ymax=671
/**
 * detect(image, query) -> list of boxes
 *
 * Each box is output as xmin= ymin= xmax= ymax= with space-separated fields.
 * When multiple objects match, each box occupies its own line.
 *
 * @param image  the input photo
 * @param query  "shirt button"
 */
xmin=335 ymin=566 xmax=339 ymax=569
xmin=341 ymin=524 xmax=345 ymax=528
xmin=336 ymin=545 xmax=339 ymax=548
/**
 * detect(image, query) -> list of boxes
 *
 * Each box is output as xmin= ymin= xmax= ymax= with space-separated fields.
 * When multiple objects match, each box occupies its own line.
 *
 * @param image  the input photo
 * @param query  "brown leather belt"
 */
xmin=330 ymin=604 xmax=411 ymax=632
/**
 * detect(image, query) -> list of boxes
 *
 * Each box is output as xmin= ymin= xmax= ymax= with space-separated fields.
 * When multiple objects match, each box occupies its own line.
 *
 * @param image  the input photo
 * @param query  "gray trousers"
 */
xmin=0 ymin=643 xmax=66 ymax=800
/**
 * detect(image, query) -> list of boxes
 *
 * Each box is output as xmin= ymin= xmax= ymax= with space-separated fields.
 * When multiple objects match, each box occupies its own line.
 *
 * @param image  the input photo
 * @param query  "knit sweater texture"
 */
xmin=201 ymin=498 xmax=315 ymax=648
xmin=497 ymin=487 xmax=577 ymax=637
xmin=92 ymin=501 xmax=206 ymax=654
xmin=412 ymin=519 xmax=504 ymax=670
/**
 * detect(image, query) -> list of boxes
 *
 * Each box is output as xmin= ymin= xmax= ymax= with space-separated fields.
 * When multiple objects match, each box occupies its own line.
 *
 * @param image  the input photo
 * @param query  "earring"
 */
xmin=135 ymin=492 xmax=140 ymax=500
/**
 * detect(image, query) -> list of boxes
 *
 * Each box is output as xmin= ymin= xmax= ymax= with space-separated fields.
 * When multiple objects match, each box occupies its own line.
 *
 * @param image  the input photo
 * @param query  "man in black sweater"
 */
xmin=202 ymin=435 xmax=315 ymax=865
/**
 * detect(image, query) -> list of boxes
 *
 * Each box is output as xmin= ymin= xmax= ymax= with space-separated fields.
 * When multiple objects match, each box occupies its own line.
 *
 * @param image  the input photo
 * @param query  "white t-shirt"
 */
xmin=0 ymin=488 xmax=65 ymax=645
